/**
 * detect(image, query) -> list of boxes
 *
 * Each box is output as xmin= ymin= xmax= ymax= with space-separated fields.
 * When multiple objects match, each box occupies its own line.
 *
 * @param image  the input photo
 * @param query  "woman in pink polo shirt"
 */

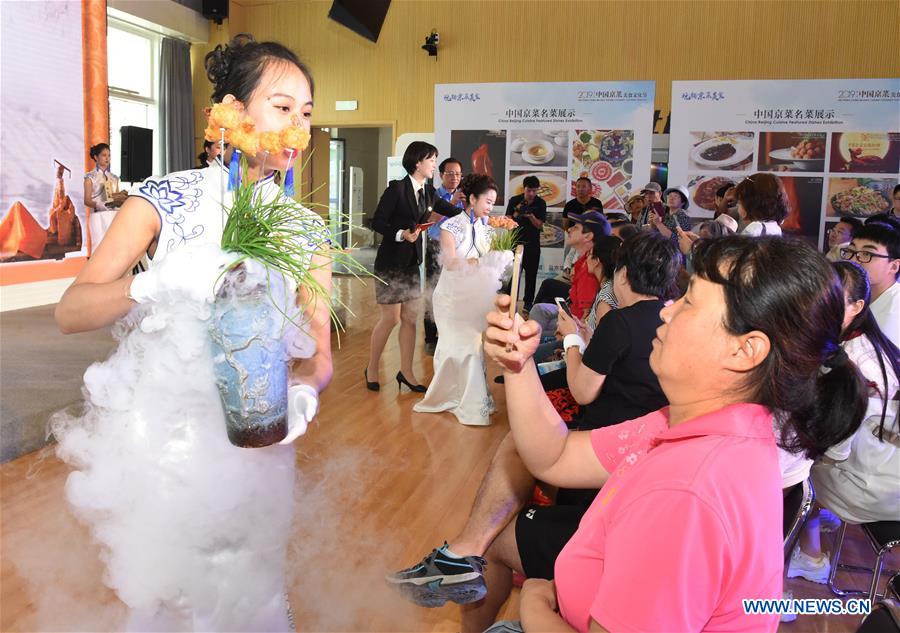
xmin=483 ymin=236 xmax=868 ymax=633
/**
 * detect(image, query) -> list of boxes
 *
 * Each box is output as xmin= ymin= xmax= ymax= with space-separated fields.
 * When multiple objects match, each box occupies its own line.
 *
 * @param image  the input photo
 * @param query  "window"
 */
xmin=107 ymin=19 xmax=160 ymax=179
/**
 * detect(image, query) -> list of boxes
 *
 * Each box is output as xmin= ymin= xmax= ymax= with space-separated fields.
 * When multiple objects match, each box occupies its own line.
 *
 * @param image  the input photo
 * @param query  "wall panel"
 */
xmin=192 ymin=0 xmax=899 ymax=144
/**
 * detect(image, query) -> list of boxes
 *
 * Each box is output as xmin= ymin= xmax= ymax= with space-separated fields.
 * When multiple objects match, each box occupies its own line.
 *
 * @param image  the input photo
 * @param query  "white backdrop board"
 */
xmin=435 ymin=81 xmax=655 ymax=274
xmin=669 ymin=79 xmax=900 ymax=247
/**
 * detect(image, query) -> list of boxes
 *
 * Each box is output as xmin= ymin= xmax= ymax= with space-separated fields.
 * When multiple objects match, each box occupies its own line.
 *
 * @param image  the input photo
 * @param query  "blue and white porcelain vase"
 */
xmin=209 ymin=269 xmax=288 ymax=448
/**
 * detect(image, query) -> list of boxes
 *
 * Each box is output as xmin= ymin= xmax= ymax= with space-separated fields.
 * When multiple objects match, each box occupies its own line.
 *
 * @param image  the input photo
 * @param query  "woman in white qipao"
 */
xmin=414 ymin=174 xmax=511 ymax=426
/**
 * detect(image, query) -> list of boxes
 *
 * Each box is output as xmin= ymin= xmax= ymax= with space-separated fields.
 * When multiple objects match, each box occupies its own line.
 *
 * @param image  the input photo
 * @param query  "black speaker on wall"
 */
xmin=328 ymin=0 xmax=390 ymax=43
xmin=120 ymin=126 xmax=153 ymax=183
xmin=202 ymin=0 xmax=228 ymax=25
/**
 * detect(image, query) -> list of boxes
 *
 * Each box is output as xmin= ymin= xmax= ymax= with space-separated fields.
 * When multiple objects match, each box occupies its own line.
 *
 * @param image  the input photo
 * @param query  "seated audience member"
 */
xmin=562 ymin=177 xmax=603 ymax=229
xmin=715 ymin=212 xmax=739 ymax=234
xmin=580 ymin=237 xmax=622 ymax=333
xmin=536 ymin=258 xmax=574 ymax=296
xmin=676 ymin=219 xmax=734 ymax=256
xmin=532 ymin=209 xmax=608 ymax=308
xmin=649 ymin=186 xmax=692 ymax=248
xmin=736 ymin=173 xmax=789 ymax=236
xmin=676 ymin=219 xmax=735 ymax=273
xmin=825 ymin=216 xmax=862 ymax=262
xmin=386 ymin=234 xmax=680 ymax=631
xmin=532 ymin=236 xmax=621 ymax=365
xmin=840 ymin=221 xmax=900 ymax=346
xmin=527 ymin=213 xmax=608 ymax=336
xmin=478 ymin=236 xmax=866 ymax=633
xmin=788 ymin=260 xmax=900 ymax=584
xmin=713 ymin=181 xmax=736 ymax=219
xmin=638 ymin=181 xmax=663 ymax=226
xmin=552 ymin=232 xmax=678 ymax=431
xmin=625 ymin=193 xmax=645 ymax=225
xmin=894 ymin=183 xmax=900 ymax=218
xmin=865 ymin=212 xmax=900 ymax=232
xmin=611 ymin=220 xmax=639 ymax=241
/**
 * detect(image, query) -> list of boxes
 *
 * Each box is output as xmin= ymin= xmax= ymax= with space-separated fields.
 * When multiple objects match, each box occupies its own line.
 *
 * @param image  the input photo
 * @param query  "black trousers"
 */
xmin=521 ymin=244 xmax=541 ymax=309
xmin=423 ymin=238 xmax=440 ymax=343
xmin=532 ymin=278 xmax=571 ymax=308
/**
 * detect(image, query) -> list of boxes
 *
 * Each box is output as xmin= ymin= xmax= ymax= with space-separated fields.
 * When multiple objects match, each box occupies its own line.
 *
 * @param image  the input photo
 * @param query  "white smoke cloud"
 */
xmin=283 ymin=446 xmax=425 ymax=631
xmin=49 ymin=245 xmax=306 ymax=631
xmin=434 ymin=249 xmax=512 ymax=315
xmin=23 ymin=242 xmax=484 ymax=631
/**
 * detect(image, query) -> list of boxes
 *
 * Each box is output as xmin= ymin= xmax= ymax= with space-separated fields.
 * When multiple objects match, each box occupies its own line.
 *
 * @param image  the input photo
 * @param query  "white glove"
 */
xmin=128 ymin=249 xmax=239 ymax=304
xmin=279 ymin=384 xmax=319 ymax=444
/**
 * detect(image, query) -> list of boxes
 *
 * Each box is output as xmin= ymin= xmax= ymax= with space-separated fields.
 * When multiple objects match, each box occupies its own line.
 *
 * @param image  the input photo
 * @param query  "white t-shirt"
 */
xmin=774 ymin=412 xmax=813 ymax=489
xmin=741 ymin=220 xmax=782 ymax=237
xmin=811 ymin=334 xmax=900 ymax=523
xmin=871 ymin=281 xmax=900 ymax=348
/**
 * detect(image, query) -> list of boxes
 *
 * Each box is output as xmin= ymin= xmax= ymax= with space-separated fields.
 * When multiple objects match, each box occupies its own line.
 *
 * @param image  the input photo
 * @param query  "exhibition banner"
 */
xmin=0 ymin=0 xmax=87 ymax=266
xmin=435 ymin=81 xmax=655 ymax=273
xmin=669 ymin=79 xmax=900 ymax=246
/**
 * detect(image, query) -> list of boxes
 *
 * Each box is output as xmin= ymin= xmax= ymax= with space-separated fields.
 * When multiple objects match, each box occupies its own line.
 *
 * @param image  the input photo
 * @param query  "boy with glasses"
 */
xmin=840 ymin=221 xmax=900 ymax=345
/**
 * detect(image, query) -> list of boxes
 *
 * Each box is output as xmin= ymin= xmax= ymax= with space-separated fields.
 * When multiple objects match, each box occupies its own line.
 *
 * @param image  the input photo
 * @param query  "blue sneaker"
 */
xmin=385 ymin=543 xmax=487 ymax=607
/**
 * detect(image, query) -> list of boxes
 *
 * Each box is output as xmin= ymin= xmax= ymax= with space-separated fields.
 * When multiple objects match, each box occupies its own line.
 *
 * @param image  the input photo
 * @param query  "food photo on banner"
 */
xmin=508 ymin=170 xmax=567 ymax=208
xmin=687 ymin=131 xmax=756 ymax=172
xmin=829 ymin=132 xmax=900 ymax=174
xmin=450 ymin=130 xmax=508 ymax=204
xmin=826 ymin=177 xmax=895 ymax=218
xmin=435 ymin=81 xmax=655 ymax=275
xmin=758 ymin=132 xmax=827 ymax=172
xmin=542 ymin=210 xmax=567 ymax=252
xmin=669 ymin=78 xmax=900 ymax=247
xmin=571 ymin=129 xmax=634 ymax=211
xmin=508 ymin=129 xmax=569 ymax=169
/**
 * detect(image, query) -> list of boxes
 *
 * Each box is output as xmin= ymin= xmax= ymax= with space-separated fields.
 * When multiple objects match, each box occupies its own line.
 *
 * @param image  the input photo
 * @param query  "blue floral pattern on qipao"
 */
xmin=480 ymin=393 xmax=496 ymax=418
xmin=137 ymin=171 xmax=205 ymax=252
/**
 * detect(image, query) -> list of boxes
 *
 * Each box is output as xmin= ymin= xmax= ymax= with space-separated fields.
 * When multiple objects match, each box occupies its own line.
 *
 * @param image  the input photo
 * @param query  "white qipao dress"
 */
xmin=414 ymin=212 xmax=507 ymax=426
xmin=52 ymin=161 xmax=328 ymax=632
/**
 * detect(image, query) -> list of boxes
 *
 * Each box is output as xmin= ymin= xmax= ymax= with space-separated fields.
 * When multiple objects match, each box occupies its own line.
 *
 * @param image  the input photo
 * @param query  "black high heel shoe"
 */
xmin=396 ymin=371 xmax=427 ymax=393
xmin=364 ymin=367 xmax=380 ymax=392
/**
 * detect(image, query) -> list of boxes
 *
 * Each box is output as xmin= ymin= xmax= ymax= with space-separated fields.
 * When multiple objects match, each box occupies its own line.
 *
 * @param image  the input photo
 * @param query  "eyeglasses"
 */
xmin=840 ymin=248 xmax=893 ymax=264
xmin=443 ymin=171 xmax=462 ymax=177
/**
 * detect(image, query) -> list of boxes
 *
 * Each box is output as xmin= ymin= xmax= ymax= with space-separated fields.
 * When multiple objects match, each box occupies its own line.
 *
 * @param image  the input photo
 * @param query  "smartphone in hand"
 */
xmin=554 ymin=297 xmax=574 ymax=319
xmin=503 ymin=245 xmax=525 ymax=352
xmin=651 ymin=201 xmax=666 ymax=219
xmin=508 ymin=245 xmax=524 ymax=320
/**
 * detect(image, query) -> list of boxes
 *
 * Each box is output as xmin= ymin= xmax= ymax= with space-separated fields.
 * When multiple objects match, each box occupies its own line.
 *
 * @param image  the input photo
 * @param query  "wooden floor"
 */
xmin=0 ymin=276 xmax=896 ymax=632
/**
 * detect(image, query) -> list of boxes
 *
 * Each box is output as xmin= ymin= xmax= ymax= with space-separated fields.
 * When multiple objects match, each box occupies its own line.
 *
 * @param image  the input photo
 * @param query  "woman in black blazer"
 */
xmin=366 ymin=141 xmax=462 ymax=392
